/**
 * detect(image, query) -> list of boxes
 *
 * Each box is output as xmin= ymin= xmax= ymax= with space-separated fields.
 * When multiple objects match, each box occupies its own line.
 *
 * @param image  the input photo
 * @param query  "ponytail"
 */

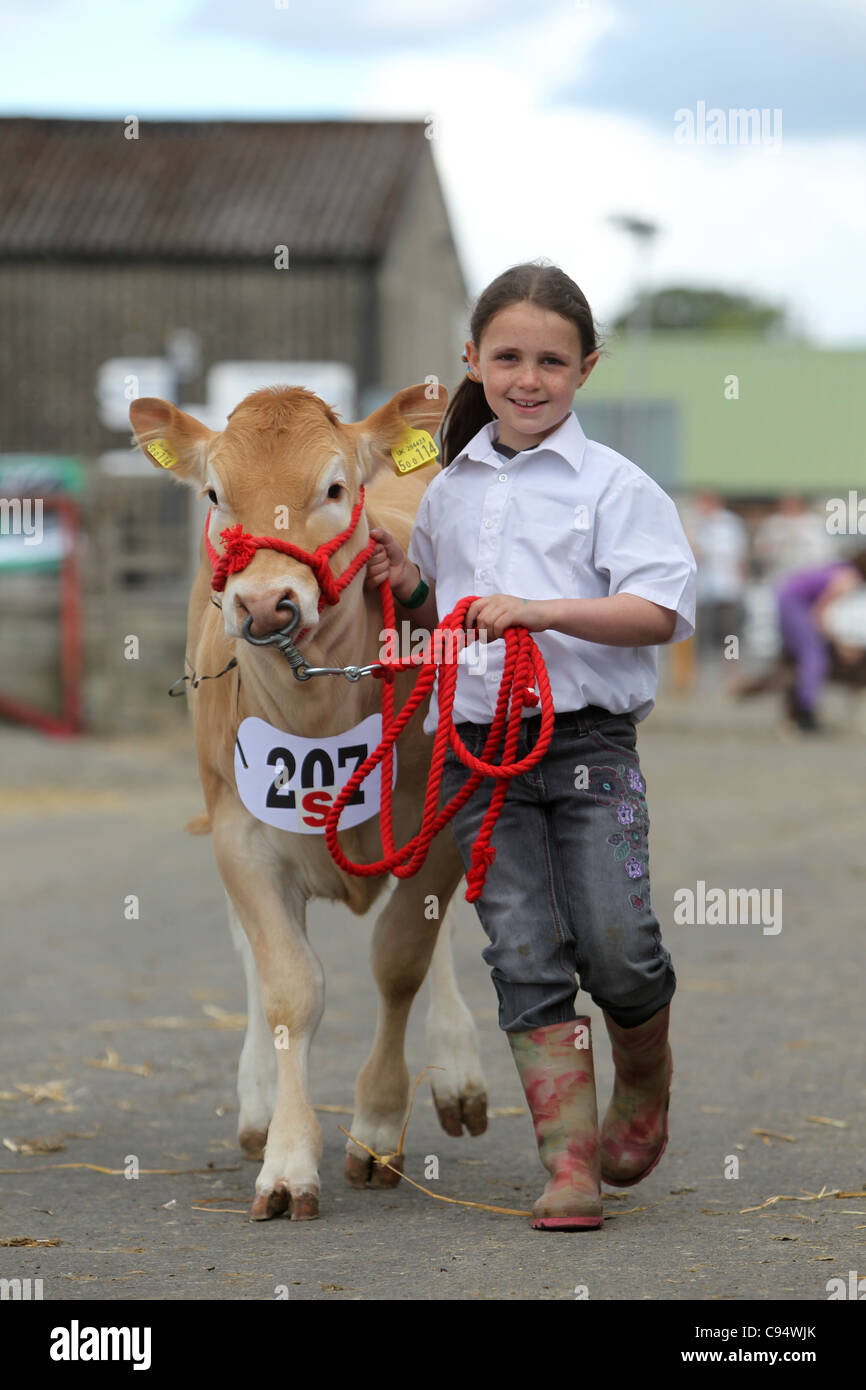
xmin=439 ymin=259 xmax=604 ymax=467
xmin=440 ymin=376 xmax=495 ymax=466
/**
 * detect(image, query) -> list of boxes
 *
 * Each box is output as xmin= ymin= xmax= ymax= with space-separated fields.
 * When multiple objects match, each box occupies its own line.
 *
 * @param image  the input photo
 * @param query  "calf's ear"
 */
xmin=129 ymin=398 xmax=216 ymax=484
xmin=346 ymin=382 xmax=449 ymax=482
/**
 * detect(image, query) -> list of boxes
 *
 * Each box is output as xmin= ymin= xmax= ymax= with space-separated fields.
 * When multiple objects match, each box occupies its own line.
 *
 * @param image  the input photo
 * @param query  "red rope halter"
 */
xmin=204 ymin=487 xmax=555 ymax=901
xmin=205 ymin=488 xmax=374 ymax=637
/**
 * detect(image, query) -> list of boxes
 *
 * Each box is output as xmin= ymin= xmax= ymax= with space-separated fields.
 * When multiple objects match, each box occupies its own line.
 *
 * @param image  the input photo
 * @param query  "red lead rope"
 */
xmin=323 ymin=579 xmax=555 ymax=902
xmin=204 ymin=489 xmax=556 ymax=903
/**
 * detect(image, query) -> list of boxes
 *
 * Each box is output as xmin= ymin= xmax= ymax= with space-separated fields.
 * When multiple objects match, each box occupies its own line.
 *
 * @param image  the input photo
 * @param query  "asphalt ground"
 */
xmin=1 ymin=670 xmax=864 ymax=1303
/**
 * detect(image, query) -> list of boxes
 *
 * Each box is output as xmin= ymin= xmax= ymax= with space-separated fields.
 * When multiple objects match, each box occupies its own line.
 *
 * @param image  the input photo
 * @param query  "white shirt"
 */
xmin=693 ymin=509 xmax=748 ymax=603
xmin=406 ymin=409 xmax=697 ymax=734
xmin=753 ymin=510 xmax=833 ymax=583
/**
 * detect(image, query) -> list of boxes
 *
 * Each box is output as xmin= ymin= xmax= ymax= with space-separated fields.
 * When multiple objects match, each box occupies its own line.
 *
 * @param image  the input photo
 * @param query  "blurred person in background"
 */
xmin=692 ymin=491 xmax=748 ymax=661
xmin=773 ymin=550 xmax=866 ymax=731
xmin=754 ymin=495 xmax=833 ymax=583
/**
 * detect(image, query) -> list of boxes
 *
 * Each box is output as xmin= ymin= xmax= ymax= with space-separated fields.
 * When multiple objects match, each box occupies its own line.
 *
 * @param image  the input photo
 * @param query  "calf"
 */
xmin=130 ymin=383 xmax=487 ymax=1220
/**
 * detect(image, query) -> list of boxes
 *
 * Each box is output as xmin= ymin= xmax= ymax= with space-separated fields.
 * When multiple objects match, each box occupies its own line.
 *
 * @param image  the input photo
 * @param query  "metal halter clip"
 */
xmin=241 ymin=599 xmax=384 ymax=683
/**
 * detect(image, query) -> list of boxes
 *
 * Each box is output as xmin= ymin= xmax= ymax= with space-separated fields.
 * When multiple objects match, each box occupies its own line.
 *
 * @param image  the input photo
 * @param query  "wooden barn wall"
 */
xmin=0 ymin=262 xmax=371 ymax=453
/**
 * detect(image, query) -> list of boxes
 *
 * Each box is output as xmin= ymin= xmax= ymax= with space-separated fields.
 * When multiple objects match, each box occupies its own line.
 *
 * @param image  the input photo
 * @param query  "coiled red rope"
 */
xmin=323 ymin=579 xmax=555 ymax=902
xmin=204 ymin=488 xmax=556 ymax=903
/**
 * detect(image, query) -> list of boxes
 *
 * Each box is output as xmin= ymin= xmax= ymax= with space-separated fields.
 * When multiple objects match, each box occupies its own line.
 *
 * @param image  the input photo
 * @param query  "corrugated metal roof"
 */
xmin=0 ymin=118 xmax=426 ymax=261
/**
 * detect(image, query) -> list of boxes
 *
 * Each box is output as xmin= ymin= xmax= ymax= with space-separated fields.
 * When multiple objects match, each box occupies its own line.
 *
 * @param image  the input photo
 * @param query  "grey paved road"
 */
xmin=1 ymin=678 xmax=864 ymax=1301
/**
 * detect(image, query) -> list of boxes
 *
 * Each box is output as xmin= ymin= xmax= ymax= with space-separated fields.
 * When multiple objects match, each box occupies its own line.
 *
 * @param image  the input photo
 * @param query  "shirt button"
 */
xmin=484 ymin=519 xmax=493 ymax=528
xmin=498 ymin=473 xmax=508 ymax=482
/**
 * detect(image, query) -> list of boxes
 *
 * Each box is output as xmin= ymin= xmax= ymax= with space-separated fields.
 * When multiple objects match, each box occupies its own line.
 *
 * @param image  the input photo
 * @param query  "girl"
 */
xmin=364 ymin=262 xmax=697 ymax=1231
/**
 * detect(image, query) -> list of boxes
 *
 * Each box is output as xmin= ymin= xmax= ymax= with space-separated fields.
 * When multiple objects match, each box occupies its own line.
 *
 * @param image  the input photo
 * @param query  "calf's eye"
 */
xmin=207 ymin=489 xmax=219 ymax=505
xmin=327 ymin=483 xmax=344 ymax=499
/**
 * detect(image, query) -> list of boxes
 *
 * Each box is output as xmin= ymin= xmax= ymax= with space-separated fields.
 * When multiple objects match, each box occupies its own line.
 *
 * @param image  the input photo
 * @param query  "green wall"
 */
xmin=580 ymin=334 xmax=865 ymax=495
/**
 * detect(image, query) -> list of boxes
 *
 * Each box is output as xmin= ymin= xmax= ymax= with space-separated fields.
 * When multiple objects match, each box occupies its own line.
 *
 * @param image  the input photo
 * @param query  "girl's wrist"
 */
xmin=393 ymin=563 xmax=421 ymax=604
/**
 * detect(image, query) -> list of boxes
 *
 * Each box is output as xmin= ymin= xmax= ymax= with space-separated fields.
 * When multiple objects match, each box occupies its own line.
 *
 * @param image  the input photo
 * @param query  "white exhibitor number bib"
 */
xmin=234 ymin=714 xmax=397 ymax=835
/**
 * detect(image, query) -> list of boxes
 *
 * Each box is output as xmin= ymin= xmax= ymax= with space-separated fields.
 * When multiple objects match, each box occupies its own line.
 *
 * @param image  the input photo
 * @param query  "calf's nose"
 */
xmin=235 ymin=589 xmax=300 ymax=637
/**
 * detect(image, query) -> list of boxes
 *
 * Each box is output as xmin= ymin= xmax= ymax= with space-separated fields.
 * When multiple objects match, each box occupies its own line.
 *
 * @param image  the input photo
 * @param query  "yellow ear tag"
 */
xmin=390 ymin=428 xmax=439 ymax=476
xmin=146 ymin=439 xmax=179 ymax=469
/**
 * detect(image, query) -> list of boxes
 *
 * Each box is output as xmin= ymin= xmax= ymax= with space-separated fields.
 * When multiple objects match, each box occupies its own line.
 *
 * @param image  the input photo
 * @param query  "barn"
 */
xmin=0 ymin=117 xmax=468 ymax=731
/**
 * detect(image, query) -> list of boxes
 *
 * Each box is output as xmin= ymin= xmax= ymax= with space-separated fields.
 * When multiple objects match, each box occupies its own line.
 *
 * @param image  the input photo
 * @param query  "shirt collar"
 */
xmin=450 ymin=409 xmax=587 ymax=475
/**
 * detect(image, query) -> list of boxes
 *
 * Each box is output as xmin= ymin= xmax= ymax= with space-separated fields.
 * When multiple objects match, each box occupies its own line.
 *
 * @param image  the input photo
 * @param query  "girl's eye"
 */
xmin=495 ymin=353 xmax=564 ymax=365
xmin=207 ymin=489 xmax=219 ymax=506
xmin=327 ymin=483 xmax=344 ymax=499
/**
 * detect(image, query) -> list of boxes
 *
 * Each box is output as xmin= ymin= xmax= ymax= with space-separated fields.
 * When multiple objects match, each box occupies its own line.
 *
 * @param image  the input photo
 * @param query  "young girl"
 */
xmin=364 ymin=262 xmax=697 ymax=1231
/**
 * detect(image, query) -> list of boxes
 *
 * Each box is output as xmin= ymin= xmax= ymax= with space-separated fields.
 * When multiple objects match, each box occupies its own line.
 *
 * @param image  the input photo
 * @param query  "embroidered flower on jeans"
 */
xmin=627 ymin=768 xmax=644 ymax=793
xmin=588 ymin=765 xmax=626 ymax=804
xmin=625 ymin=856 xmax=643 ymax=878
xmin=616 ymin=802 xmax=634 ymax=826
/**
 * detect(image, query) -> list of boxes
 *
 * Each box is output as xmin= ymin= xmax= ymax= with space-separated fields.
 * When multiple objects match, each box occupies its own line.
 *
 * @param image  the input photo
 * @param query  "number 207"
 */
xmin=265 ymin=744 xmax=368 ymax=810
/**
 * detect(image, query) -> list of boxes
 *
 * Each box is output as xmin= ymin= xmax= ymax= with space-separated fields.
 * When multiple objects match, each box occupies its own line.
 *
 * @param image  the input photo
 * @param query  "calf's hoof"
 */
xmin=433 ymin=1089 xmax=488 ymax=1138
xmin=289 ymin=1191 xmax=319 ymax=1221
xmin=249 ymin=1182 xmax=319 ymax=1221
xmin=344 ymin=1149 xmax=404 ymax=1189
xmin=249 ymin=1185 xmax=289 ymax=1220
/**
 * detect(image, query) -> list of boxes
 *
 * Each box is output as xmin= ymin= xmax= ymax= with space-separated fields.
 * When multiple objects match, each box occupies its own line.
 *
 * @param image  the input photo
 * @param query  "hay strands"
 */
xmin=739 ymin=1184 xmax=842 ymax=1214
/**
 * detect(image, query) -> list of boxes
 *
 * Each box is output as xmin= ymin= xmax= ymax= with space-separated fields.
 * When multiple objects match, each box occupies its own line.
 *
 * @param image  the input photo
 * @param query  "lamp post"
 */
xmin=607 ymin=213 xmax=660 ymax=464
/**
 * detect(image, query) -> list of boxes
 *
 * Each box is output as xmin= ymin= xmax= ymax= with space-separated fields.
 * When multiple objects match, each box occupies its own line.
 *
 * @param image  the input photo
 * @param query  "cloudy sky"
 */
xmin=2 ymin=0 xmax=864 ymax=344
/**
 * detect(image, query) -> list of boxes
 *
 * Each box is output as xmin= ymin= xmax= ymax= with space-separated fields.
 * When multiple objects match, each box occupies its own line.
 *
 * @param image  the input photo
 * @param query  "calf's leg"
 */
xmin=346 ymin=835 xmax=487 ymax=1187
xmin=214 ymin=817 xmax=324 ymax=1220
xmin=425 ymin=895 xmax=487 ymax=1138
xmin=227 ymin=894 xmax=276 ymax=1160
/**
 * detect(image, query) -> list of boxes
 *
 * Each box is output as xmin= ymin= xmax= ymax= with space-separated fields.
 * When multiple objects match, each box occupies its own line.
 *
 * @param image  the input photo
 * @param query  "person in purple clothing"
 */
xmin=775 ymin=551 xmax=866 ymax=730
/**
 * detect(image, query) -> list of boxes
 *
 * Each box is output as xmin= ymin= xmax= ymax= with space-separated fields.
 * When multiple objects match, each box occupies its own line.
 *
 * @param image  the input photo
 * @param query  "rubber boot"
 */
xmin=508 ymin=1017 xmax=603 ymax=1231
xmin=600 ymin=1004 xmax=672 ymax=1187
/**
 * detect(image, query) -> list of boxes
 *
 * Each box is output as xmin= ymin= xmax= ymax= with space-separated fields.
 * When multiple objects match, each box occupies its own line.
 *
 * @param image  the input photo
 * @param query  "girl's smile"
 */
xmin=465 ymin=300 xmax=599 ymax=452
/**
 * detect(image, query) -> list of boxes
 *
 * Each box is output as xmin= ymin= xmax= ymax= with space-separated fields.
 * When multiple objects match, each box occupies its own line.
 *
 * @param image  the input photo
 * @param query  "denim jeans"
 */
xmin=439 ymin=707 xmax=676 ymax=1033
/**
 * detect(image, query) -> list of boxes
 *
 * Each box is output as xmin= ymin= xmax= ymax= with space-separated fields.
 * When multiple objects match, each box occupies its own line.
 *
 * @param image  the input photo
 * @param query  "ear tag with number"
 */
xmin=146 ymin=439 xmax=179 ymax=469
xmin=390 ymin=428 xmax=439 ymax=476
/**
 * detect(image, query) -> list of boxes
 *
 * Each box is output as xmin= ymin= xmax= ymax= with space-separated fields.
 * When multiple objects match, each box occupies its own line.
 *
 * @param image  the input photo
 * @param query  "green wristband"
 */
xmin=397 ymin=576 xmax=430 ymax=609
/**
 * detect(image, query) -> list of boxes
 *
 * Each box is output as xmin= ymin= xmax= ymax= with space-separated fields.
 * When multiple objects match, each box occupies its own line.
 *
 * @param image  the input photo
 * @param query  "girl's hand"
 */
xmin=364 ymin=526 xmax=410 ymax=592
xmin=464 ymin=594 xmax=550 ymax=641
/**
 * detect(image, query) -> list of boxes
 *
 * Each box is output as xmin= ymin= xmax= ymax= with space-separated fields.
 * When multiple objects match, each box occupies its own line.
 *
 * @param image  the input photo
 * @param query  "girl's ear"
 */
xmin=345 ymin=382 xmax=449 ymax=482
xmin=128 ymin=398 xmax=217 ymax=486
xmin=577 ymin=351 xmax=600 ymax=388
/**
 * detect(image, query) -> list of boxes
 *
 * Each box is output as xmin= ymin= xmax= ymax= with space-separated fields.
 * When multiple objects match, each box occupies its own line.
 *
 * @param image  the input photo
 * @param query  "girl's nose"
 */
xmin=515 ymin=368 xmax=541 ymax=390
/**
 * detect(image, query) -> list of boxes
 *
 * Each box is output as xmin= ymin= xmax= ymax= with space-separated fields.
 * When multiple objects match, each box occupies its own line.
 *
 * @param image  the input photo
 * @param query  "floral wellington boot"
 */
xmin=508 ymin=1018 xmax=604 ymax=1231
xmin=600 ymin=1004 xmax=672 ymax=1186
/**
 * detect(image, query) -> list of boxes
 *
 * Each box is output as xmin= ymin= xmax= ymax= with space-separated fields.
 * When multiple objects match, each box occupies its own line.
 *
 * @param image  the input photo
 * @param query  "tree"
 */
xmin=612 ymin=287 xmax=790 ymax=336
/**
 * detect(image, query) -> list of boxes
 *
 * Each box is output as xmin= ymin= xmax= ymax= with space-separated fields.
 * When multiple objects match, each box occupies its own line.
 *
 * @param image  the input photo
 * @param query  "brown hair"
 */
xmin=440 ymin=260 xmax=605 ymax=465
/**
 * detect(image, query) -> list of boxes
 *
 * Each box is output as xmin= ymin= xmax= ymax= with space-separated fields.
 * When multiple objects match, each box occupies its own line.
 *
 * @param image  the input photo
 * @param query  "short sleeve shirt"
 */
xmin=407 ymin=409 xmax=697 ymax=735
